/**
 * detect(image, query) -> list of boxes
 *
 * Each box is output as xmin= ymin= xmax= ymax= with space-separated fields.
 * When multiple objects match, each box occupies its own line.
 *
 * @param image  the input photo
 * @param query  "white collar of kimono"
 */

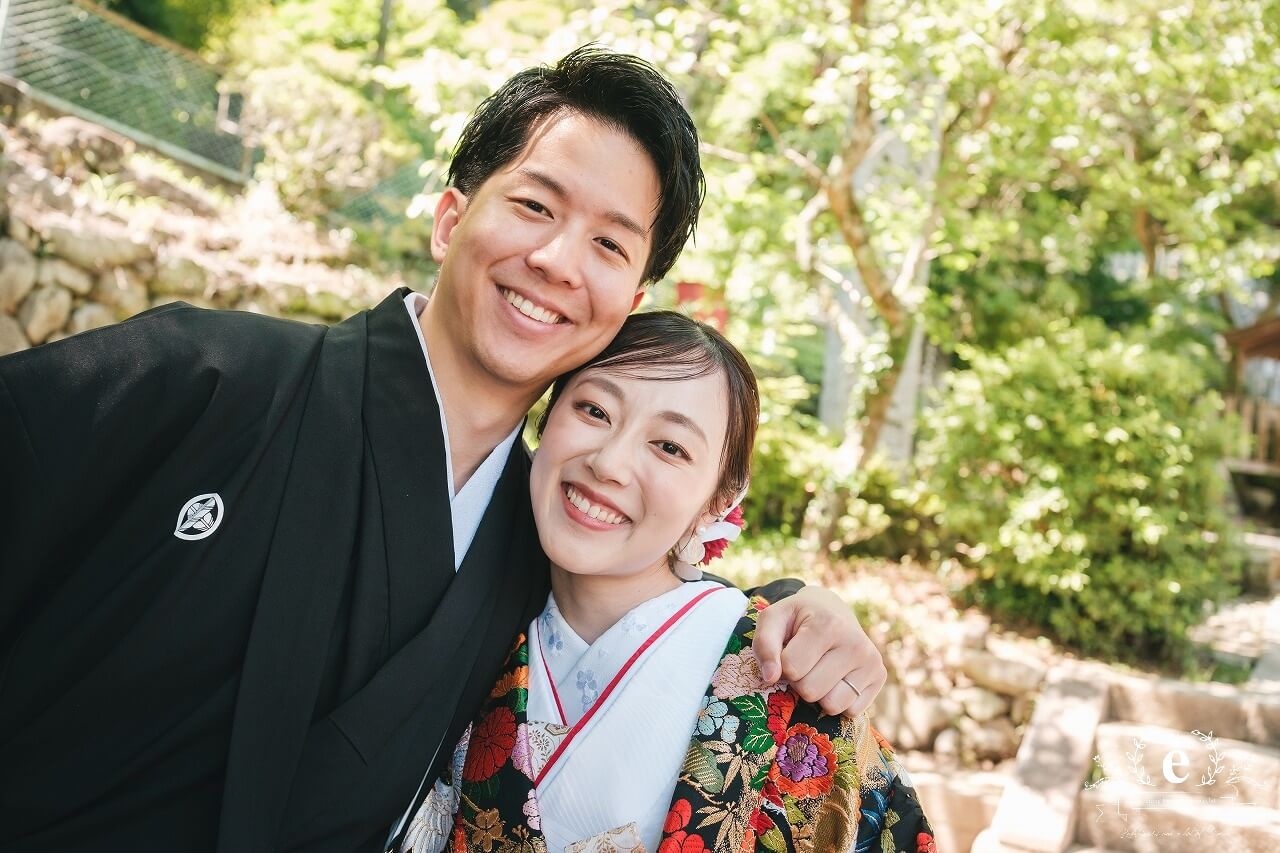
xmin=532 ymin=581 xmax=723 ymax=726
xmin=403 ymin=292 xmax=521 ymax=570
xmin=526 ymin=580 xmax=749 ymax=853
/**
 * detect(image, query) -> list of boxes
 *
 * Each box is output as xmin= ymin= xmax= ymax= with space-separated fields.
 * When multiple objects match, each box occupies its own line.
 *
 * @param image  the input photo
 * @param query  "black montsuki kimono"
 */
xmin=0 ymin=290 xmax=552 ymax=853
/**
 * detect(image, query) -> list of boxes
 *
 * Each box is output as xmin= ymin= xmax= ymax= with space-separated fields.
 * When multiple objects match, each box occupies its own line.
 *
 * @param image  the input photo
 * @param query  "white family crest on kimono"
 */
xmin=401 ymin=580 xmax=748 ymax=853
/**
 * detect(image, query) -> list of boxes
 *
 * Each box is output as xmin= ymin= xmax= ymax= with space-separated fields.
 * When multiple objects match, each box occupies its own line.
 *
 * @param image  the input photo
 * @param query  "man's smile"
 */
xmin=499 ymin=286 xmax=566 ymax=326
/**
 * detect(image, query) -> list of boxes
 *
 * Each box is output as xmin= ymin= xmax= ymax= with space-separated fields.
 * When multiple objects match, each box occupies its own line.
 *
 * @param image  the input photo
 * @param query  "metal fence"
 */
xmin=332 ymin=160 xmax=443 ymax=227
xmin=0 ymin=0 xmax=251 ymax=182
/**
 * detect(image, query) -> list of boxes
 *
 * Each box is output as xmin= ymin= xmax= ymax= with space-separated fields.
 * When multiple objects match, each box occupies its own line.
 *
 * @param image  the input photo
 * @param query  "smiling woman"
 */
xmin=398 ymin=312 xmax=934 ymax=853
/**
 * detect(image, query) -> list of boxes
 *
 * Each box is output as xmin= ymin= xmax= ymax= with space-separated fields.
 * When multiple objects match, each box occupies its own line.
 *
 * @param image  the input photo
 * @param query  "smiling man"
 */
xmin=0 ymin=49 xmax=886 ymax=853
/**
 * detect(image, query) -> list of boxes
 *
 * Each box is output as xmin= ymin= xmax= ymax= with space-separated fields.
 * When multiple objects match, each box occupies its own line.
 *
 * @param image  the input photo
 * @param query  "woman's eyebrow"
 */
xmin=657 ymin=410 xmax=707 ymax=444
xmin=574 ymin=377 xmax=707 ymax=443
xmin=576 ymin=375 xmax=626 ymax=399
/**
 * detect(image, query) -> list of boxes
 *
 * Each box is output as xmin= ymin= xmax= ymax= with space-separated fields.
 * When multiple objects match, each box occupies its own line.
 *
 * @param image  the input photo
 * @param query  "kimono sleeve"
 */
xmin=0 ymin=303 xmax=319 ymax=643
xmin=835 ymin=716 xmax=936 ymax=853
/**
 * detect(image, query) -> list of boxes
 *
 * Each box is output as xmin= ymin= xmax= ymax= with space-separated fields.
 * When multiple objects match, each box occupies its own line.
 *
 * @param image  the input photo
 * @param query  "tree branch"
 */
xmin=758 ymin=112 xmax=826 ymax=187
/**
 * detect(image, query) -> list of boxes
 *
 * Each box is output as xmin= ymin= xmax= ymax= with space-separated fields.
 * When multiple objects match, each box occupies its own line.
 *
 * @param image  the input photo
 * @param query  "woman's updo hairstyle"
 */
xmin=537 ymin=310 xmax=759 ymax=514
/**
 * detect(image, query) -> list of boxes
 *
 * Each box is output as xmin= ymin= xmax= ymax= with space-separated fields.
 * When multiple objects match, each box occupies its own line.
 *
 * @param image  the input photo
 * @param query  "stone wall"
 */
xmin=0 ymin=114 xmax=415 ymax=356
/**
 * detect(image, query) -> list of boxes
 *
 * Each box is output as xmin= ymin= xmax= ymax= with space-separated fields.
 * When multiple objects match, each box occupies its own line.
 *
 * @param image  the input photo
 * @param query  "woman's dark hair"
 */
xmin=447 ymin=45 xmax=705 ymax=284
xmin=538 ymin=311 xmax=759 ymax=513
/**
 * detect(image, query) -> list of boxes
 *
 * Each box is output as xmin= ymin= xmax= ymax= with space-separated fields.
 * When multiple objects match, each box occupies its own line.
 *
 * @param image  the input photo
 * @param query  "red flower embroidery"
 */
xmin=664 ymin=799 xmax=692 ymax=833
xmin=749 ymin=808 xmax=775 ymax=834
xmin=658 ymin=833 xmax=706 ymax=853
xmin=769 ymin=722 xmax=837 ymax=799
xmin=462 ymin=705 xmax=517 ymax=782
xmin=660 ymin=800 xmax=704 ymax=853
xmin=766 ymin=690 xmax=796 ymax=744
xmin=917 ymin=832 xmax=937 ymax=853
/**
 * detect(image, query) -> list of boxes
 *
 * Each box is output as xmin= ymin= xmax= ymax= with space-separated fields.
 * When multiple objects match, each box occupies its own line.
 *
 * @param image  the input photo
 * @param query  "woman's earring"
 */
xmin=675 ymin=532 xmax=705 ymax=566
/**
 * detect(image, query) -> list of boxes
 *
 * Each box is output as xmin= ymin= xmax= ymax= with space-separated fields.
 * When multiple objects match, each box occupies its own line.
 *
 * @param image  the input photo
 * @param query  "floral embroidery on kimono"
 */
xmin=423 ymin=599 xmax=934 ymax=853
xmin=662 ymin=598 xmax=936 ymax=853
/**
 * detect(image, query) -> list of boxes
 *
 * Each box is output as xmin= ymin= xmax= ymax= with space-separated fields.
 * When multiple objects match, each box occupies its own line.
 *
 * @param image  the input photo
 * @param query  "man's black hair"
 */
xmin=447 ymin=45 xmax=705 ymax=284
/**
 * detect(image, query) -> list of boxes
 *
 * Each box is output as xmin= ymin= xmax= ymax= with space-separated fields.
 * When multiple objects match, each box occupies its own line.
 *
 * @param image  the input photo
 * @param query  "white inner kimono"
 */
xmin=402 ymin=579 xmax=748 ymax=853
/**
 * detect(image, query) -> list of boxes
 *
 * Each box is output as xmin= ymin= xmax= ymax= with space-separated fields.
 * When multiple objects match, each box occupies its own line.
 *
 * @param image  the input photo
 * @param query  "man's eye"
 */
xmin=521 ymin=200 xmax=550 ymax=215
xmin=599 ymin=238 xmax=625 ymax=257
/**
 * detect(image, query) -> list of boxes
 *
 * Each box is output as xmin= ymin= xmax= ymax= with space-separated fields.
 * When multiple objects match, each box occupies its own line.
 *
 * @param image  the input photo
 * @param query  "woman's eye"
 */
xmin=575 ymin=401 xmax=608 ymax=421
xmin=598 ymin=238 xmax=625 ymax=257
xmin=656 ymin=440 xmax=689 ymax=459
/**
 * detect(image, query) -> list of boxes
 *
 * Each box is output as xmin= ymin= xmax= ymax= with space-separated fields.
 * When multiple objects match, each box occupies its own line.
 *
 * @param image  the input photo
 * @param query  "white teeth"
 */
xmin=502 ymin=287 xmax=563 ymax=325
xmin=566 ymin=486 xmax=626 ymax=525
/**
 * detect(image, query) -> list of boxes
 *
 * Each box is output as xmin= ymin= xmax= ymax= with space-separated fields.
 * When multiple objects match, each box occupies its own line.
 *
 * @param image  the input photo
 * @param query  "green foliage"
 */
xmin=834 ymin=459 xmax=949 ymax=561
xmin=922 ymin=319 xmax=1243 ymax=663
xmin=105 ymin=0 xmax=249 ymax=50
xmin=742 ymin=376 xmax=830 ymax=537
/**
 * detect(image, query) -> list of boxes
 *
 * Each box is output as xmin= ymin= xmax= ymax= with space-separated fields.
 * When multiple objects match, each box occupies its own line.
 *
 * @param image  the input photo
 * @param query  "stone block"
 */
xmin=153 ymin=256 xmax=210 ymax=297
xmin=0 ymin=312 xmax=29 ymax=355
xmin=873 ymin=684 xmax=952 ymax=751
xmin=17 ymin=285 xmax=72 ymax=344
xmin=988 ymin=663 xmax=1109 ymax=852
xmin=958 ymin=686 xmax=1012 ymax=723
xmin=1079 ymin=782 xmax=1280 ymax=853
xmin=37 ymin=257 xmax=93 ymax=295
xmin=68 ymin=302 xmax=117 ymax=335
xmin=0 ymin=238 xmax=37 ymax=312
xmin=914 ymin=769 xmax=1007 ymax=853
xmin=93 ymin=267 xmax=150 ymax=319
xmin=1094 ymin=722 xmax=1280 ymax=808
xmin=961 ymin=715 xmax=1020 ymax=761
xmin=962 ymin=649 xmax=1047 ymax=697
xmin=46 ymin=225 xmax=152 ymax=271
xmin=1106 ymin=669 xmax=1280 ymax=747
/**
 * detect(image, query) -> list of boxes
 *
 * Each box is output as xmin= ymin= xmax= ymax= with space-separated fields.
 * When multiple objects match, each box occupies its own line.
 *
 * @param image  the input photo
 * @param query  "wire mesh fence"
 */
xmin=331 ymin=159 xmax=443 ymax=227
xmin=0 ymin=0 xmax=251 ymax=181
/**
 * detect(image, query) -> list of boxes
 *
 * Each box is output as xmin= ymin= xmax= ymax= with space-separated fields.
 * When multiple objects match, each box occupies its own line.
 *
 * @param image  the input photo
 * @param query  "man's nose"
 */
xmin=528 ymin=228 xmax=585 ymax=288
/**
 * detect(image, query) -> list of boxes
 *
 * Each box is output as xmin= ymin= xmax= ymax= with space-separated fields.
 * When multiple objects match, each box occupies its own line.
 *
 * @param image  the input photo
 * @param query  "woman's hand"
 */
xmin=751 ymin=585 xmax=886 ymax=716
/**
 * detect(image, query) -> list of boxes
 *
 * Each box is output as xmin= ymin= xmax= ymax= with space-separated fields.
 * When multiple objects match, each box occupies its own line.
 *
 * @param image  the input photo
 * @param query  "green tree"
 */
xmin=105 ymin=0 xmax=248 ymax=50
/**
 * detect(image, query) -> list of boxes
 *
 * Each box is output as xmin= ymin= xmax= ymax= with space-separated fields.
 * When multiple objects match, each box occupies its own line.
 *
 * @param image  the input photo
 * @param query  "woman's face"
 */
xmin=530 ymin=367 xmax=730 ymax=579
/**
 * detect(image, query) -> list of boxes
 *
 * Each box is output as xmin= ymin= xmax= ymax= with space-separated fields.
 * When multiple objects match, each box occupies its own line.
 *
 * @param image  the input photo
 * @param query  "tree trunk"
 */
xmin=373 ymin=0 xmax=394 ymax=68
xmin=875 ymin=318 xmax=927 ymax=464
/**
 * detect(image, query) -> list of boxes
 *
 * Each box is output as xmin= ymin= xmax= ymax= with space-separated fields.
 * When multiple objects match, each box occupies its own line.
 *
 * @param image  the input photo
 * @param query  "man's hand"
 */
xmin=751 ymin=585 xmax=886 ymax=717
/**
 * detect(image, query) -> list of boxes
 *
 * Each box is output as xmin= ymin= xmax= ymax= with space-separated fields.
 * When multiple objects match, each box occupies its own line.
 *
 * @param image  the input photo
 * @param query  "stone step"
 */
xmin=911 ymin=768 xmax=1005 ymax=853
xmin=971 ymin=830 xmax=1124 ymax=853
xmin=1094 ymin=722 xmax=1280 ymax=808
xmin=1078 ymin=780 xmax=1280 ymax=853
xmin=1100 ymin=664 xmax=1280 ymax=746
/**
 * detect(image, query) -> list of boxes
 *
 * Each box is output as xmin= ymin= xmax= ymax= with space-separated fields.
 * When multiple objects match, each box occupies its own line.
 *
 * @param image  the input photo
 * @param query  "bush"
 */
xmin=922 ymin=319 xmax=1242 ymax=664
xmin=237 ymin=64 xmax=416 ymax=218
xmin=743 ymin=376 xmax=831 ymax=537
xmin=834 ymin=459 xmax=950 ymax=561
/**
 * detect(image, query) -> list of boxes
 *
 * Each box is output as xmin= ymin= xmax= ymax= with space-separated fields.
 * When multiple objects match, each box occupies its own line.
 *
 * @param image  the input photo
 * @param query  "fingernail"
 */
xmin=762 ymin=663 xmax=779 ymax=683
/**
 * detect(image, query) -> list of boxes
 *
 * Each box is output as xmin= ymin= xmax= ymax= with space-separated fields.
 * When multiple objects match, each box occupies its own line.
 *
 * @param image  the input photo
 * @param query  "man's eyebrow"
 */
xmin=517 ymin=168 xmax=650 ymax=240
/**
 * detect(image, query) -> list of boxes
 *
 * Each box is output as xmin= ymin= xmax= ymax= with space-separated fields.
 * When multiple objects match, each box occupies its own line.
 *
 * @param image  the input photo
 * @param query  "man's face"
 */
xmin=429 ymin=112 xmax=659 ymax=396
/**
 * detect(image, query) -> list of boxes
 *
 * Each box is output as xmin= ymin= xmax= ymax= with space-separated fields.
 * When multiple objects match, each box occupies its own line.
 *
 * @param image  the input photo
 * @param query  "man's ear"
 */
xmin=631 ymin=287 xmax=647 ymax=312
xmin=430 ymin=187 xmax=469 ymax=264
